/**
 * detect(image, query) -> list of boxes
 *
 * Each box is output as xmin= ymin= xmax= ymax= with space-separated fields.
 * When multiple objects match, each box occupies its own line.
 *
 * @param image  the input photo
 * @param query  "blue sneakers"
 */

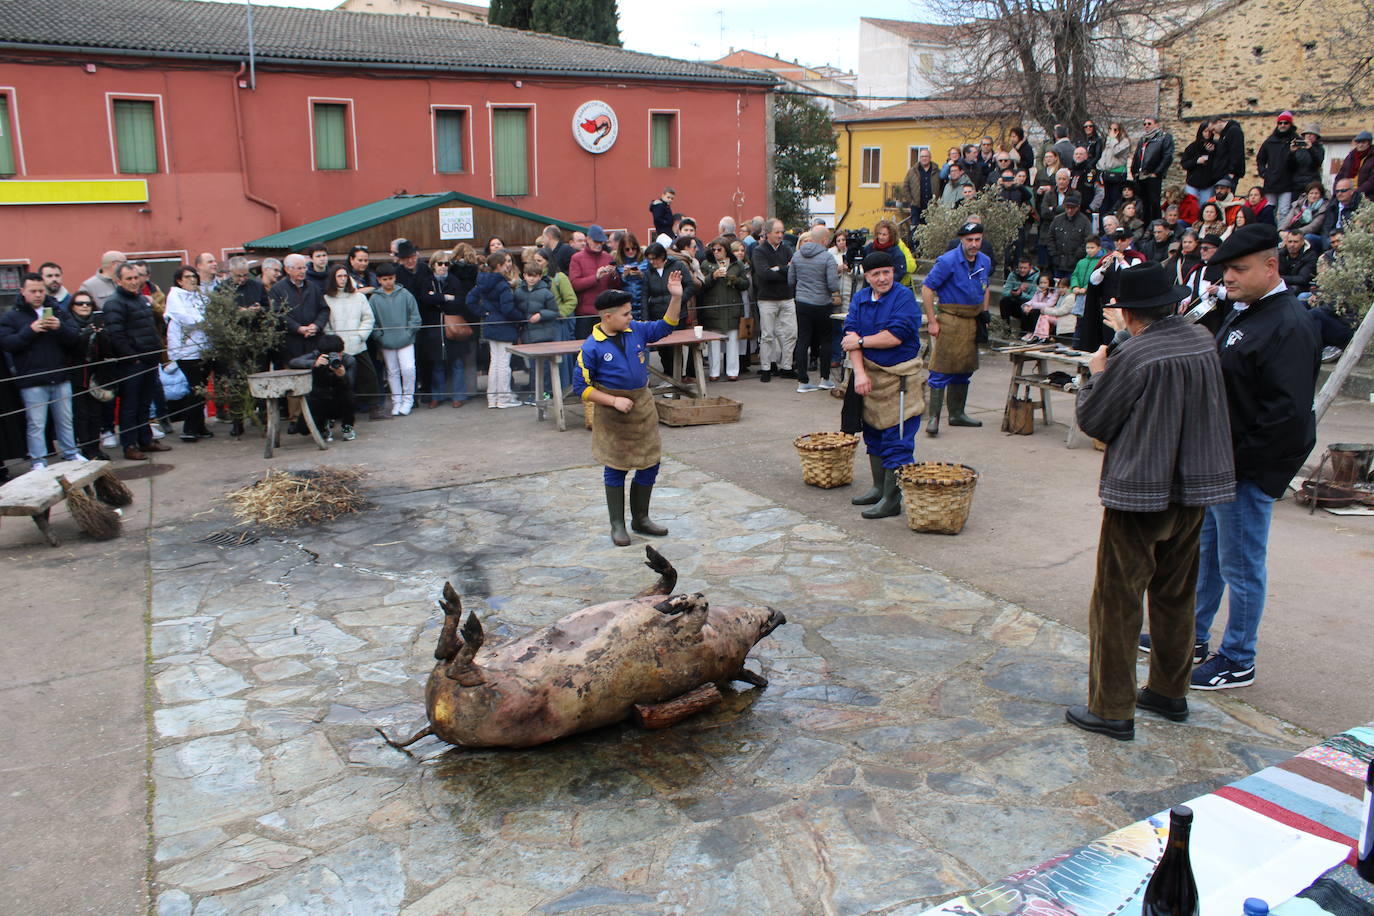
xmin=1190 ymin=653 xmax=1256 ymax=690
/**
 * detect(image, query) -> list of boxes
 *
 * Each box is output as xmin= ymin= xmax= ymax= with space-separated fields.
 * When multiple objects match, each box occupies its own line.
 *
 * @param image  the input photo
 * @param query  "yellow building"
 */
xmin=833 ymin=99 xmax=1017 ymax=233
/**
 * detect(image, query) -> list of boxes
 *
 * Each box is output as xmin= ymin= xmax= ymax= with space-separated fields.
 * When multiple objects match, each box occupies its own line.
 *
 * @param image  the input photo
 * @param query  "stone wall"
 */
xmin=1158 ymin=0 xmax=1373 ymax=152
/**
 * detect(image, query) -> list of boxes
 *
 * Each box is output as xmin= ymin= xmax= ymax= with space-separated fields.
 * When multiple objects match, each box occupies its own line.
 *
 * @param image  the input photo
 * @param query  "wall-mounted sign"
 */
xmin=572 ymin=100 xmax=618 ymax=154
xmin=438 ymin=207 xmax=474 ymax=240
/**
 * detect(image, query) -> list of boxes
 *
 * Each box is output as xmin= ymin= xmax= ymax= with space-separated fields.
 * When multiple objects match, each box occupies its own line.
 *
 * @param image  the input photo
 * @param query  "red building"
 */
xmin=0 ymin=0 xmax=774 ymax=287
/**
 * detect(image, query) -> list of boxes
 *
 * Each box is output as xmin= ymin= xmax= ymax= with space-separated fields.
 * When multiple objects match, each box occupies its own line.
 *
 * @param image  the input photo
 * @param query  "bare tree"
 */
xmin=1317 ymin=0 xmax=1374 ymax=110
xmin=925 ymin=0 xmax=1198 ymax=136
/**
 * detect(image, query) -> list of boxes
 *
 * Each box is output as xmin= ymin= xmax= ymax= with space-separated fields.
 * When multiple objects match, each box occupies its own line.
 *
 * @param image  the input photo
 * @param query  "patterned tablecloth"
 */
xmin=921 ymin=725 xmax=1373 ymax=916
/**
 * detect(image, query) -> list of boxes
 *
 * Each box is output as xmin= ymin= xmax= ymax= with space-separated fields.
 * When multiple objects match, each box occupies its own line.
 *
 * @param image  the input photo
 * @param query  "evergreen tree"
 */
xmin=772 ymin=95 xmax=837 ymax=228
xmin=488 ymin=0 xmax=534 ymax=30
xmin=530 ymin=0 xmax=622 ymax=47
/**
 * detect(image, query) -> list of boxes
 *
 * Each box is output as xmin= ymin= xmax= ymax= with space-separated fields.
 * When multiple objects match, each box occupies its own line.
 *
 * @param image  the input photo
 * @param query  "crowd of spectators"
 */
xmin=903 ymin=118 xmax=1370 ymax=350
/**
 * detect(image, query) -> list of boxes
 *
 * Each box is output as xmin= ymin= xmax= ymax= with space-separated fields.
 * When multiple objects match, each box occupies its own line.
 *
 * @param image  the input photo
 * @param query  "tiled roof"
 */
xmin=834 ymin=96 xmax=1016 ymax=123
xmin=860 ymin=18 xmax=962 ymax=45
xmin=0 ymin=0 xmax=776 ymax=86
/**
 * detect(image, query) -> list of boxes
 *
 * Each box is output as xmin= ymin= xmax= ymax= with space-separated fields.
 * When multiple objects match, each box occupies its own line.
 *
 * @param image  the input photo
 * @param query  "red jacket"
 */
xmin=568 ymin=248 xmax=619 ymax=317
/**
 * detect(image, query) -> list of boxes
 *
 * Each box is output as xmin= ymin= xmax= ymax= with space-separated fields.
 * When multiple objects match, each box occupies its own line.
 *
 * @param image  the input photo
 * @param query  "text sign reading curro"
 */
xmin=573 ymin=100 xmax=618 ymax=154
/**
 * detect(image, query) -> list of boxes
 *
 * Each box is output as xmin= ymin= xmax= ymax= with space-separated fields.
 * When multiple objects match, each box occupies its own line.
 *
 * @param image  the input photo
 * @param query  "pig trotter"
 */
xmin=653 ymin=594 xmax=694 ymax=616
xmin=634 ymin=546 xmax=678 ymax=597
xmin=444 ymin=610 xmax=486 ymax=685
xmin=377 ymin=724 xmax=434 ymax=749
xmin=732 ymin=667 xmax=769 ymax=688
xmin=434 ymin=582 xmax=463 ymax=661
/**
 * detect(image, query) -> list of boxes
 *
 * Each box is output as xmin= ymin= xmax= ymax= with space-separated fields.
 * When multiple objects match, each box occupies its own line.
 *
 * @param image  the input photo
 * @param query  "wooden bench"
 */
xmin=1002 ymin=345 xmax=1094 ymax=448
xmin=0 ymin=459 xmax=113 ymax=547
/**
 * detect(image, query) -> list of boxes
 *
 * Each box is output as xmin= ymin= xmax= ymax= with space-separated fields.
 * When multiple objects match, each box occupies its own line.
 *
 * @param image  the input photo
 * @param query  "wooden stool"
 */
xmin=247 ymin=369 xmax=329 ymax=459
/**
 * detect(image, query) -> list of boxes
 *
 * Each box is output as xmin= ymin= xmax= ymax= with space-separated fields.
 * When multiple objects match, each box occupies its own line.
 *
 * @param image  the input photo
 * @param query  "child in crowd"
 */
xmin=1032 ymin=277 xmax=1076 ymax=341
xmin=1069 ymin=237 xmax=1101 ymax=332
xmin=1021 ymin=274 xmax=1059 ymax=342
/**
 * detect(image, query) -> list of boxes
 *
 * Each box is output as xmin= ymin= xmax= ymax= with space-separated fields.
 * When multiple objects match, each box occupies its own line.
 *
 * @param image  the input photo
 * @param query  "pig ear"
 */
xmin=434 ymin=582 xmax=463 ymax=661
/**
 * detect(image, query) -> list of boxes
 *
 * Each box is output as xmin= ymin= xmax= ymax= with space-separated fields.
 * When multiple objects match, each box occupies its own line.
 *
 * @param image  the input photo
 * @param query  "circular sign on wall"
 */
xmin=572 ymin=100 xmax=619 ymax=154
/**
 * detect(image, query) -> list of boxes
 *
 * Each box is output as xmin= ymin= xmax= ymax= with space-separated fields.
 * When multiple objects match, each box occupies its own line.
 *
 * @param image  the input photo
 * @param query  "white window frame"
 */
xmin=647 ymin=108 xmax=681 ymax=169
xmin=908 ymin=145 xmax=930 ymax=170
xmin=105 ymin=92 xmax=171 ymax=175
xmin=307 ymin=96 xmax=358 ymax=172
xmin=430 ymin=104 xmax=473 ymax=175
xmin=860 ymin=146 xmax=882 ymax=187
xmin=0 ymin=86 xmax=27 ymax=175
xmin=485 ymin=102 xmax=538 ymax=198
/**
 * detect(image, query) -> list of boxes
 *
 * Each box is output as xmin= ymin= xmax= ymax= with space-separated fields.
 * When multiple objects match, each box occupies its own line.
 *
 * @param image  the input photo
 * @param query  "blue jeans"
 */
xmin=557 ymin=317 xmax=575 ymax=391
xmin=1193 ymin=479 xmax=1274 ymax=667
xmin=431 ymin=344 xmax=467 ymax=402
xmin=20 ymin=381 xmax=78 ymax=462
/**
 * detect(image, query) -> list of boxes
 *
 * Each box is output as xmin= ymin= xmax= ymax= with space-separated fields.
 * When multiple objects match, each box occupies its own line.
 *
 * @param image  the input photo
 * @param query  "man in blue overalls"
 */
xmin=575 ymin=276 xmax=683 ymax=546
xmin=842 ymin=250 xmax=926 ymax=519
xmin=921 ymin=221 xmax=993 ymax=436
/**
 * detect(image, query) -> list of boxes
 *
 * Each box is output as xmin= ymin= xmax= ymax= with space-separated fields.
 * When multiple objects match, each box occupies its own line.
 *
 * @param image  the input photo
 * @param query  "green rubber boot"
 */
xmin=629 ymin=483 xmax=668 ymax=536
xmin=605 ymin=485 xmax=631 ymax=546
xmin=926 ymin=387 xmax=944 ymax=437
xmin=861 ymin=469 xmax=903 ymax=519
xmin=947 ymin=384 xmax=983 ymax=427
xmin=851 ymin=454 xmax=884 ymax=505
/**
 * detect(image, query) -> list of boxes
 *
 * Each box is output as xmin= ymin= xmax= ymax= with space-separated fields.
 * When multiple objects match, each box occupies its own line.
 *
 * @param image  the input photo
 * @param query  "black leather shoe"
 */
xmin=1065 ymin=705 xmax=1134 ymax=740
xmin=1136 ymin=687 xmax=1188 ymax=722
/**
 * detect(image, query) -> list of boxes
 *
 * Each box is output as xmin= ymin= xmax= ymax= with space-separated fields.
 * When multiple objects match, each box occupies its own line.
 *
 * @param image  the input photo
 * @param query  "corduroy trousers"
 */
xmin=1088 ymin=504 xmax=1204 ymax=719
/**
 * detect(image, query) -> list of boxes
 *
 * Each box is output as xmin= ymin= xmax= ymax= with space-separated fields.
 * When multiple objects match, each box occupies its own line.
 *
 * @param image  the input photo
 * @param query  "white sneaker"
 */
xmin=101 ymin=432 xmax=118 ymax=449
xmin=818 ymin=378 xmax=836 ymax=390
xmin=64 ymin=454 xmax=89 ymax=463
xmin=150 ymin=424 xmax=166 ymax=440
xmin=495 ymin=401 xmax=521 ymax=409
xmin=399 ymin=404 xmax=412 ymax=416
xmin=30 ymin=459 xmax=47 ymax=471
xmin=796 ymin=383 xmax=820 ymax=392
xmin=391 ymin=405 xmax=402 ymax=416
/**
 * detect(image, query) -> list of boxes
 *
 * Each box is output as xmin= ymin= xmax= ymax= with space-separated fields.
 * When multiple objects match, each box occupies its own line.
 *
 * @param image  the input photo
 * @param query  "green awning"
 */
xmin=244 ymin=192 xmax=587 ymax=250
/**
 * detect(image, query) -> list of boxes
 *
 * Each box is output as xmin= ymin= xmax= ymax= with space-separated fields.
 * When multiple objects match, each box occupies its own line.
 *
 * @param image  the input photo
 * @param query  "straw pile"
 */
xmin=226 ymin=466 xmax=367 ymax=529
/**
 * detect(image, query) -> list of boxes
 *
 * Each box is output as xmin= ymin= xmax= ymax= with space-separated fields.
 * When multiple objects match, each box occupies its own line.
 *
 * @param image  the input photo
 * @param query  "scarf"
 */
xmin=872 ymin=236 xmax=896 ymax=251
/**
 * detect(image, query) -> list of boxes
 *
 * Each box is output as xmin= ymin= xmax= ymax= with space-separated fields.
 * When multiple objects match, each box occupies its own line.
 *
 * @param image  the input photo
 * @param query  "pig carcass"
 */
xmin=382 ymin=547 xmax=785 ymax=749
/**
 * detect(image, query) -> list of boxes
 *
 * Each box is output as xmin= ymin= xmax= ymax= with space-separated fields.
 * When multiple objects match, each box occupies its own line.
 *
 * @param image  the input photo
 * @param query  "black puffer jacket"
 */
xmin=1213 ymin=289 xmax=1320 ymax=497
xmin=101 ymin=286 xmax=164 ymax=363
xmin=0 ymin=302 xmax=80 ymax=388
xmin=1256 ymin=127 xmax=1298 ymax=193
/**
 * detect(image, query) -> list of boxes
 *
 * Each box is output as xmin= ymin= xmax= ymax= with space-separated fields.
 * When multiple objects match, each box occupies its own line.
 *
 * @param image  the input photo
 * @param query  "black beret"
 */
xmin=1112 ymin=227 xmax=1133 ymax=240
xmin=861 ymin=250 xmax=893 ymax=272
xmin=1209 ymin=224 xmax=1280 ymax=265
xmin=594 ymin=289 xmax=633 ymax=310
xmin=956 ymin=221 xmax=984 ymax=236
xmin=1064 ymin=193 xmax=1082 ymax=205
xmin=1199 ymin=234 xmax=1224 ymax=248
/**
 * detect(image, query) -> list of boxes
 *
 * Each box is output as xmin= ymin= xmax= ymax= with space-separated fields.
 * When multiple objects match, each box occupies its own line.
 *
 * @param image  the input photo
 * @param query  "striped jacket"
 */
xmin=1076 ymin=316 xmax=1235 ymax=512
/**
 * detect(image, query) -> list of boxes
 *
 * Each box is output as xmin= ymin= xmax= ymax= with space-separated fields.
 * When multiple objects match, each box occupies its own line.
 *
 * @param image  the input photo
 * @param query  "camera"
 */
xmin=327 ymin=355 xmax=343 ymax=370
xmin=844 ymin=228 xmax=869 ymax=267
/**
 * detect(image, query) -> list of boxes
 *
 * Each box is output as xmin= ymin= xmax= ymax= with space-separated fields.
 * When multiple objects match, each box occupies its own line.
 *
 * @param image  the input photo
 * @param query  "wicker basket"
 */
xmin=793 ymin=432 xmax=861 ymax=488
xmin=583 ymin=400 xmax=595 ymax=430
xmin=896 ymin=462 xmax=979 ymax=534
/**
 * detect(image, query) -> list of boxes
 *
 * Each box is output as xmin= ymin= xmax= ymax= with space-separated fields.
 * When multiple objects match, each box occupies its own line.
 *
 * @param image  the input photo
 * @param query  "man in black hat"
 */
xmin=1066 ymin=263 xmax=1235 ymax=740
xmin=1079 ymin=228 xmax=1146 ymax=350
xmin=1179 ymin=233 xmax=1230 ymax=336
xmin=1161 ymin=223 xmax=1320 ymax=691
xmin=920 ymin=221 xmax=992 ymax=436
xmin=842 ymin=250 xmax=926 ymax=519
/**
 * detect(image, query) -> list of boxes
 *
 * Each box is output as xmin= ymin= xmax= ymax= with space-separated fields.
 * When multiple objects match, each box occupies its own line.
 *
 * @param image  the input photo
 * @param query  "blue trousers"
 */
xmin=431 ymin=345 xmax=466 ymax=402
xmin=1193 ymin=479 xmax=1273 ymax=668
xmin=604 ymin=464 xmax=659 ymax=487
xmin=20 ymin=381 xmax=78 ymax=462
xmin=862 ymin=420 xmax=917 ymax=470
xmin=928 ymin=371 xmax=972 ymax=389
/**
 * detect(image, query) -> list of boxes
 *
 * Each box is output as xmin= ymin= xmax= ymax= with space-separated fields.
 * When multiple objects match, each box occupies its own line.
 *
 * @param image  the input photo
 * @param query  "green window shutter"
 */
xmin=113 ymin=99 xmax=158 ymax=174
xmin=313 ymin=103 xmax=348 ymax=170
xmin=435 ymin=109 xmax=465 ymax=173
xmin=0 ymin=95 xmax=14 ymax=176
xmin=492 ymin=108 xmax=528 ymax=195
xmin=651 ymin=113 xmax=673 ymax=168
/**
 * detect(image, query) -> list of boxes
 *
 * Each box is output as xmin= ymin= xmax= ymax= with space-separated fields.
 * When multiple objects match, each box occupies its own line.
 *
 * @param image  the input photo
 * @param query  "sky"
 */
xmin=201 ymin=0 xmax=936 ymax=73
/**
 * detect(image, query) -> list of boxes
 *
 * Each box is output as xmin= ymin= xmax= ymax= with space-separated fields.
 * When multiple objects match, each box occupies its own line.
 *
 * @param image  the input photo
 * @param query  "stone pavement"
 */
xmin=148 ymin=460 xmax=1312 ymax=916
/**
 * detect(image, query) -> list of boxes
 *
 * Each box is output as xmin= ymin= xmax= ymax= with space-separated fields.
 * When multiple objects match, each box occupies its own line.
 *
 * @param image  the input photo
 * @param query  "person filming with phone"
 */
xmin=0 ymin=273 xmax=86 ymax=470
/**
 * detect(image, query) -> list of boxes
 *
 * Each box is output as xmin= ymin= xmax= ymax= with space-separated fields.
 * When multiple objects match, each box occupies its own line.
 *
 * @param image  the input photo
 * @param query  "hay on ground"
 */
xmin=226 ymin=466 xmax=367 ymax=529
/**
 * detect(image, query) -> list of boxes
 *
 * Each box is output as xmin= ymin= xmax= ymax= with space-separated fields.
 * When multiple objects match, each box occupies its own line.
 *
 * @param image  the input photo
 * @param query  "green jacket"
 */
xmin=369 ymin=286 xmax=421 ymax=349
xmin=547 ymin=270 xmax=577 ymax=318
xmin=1070 ymin=255 xmax=1098 ymax=290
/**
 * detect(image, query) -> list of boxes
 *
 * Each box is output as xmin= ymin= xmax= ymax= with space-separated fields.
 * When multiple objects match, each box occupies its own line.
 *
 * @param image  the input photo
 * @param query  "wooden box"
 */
xmin=654 ymin=395 xmax=742 ymax=427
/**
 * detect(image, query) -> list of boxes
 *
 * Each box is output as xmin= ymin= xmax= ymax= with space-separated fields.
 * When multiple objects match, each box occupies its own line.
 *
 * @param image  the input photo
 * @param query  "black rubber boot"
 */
xmin=947 ymin=384 xmax=983 ymax=427
xmin=926 ymin=387 xmax=943 ymax=437
xmin=851 ymin=454 xmax=884 ymax=505
xmin=629 ymin=483 xmax=668 ymax=536
xmin=605 ymin=486 xmax=631 ymax=546
xmin=861 ymin=469 xmax=903 ymax=519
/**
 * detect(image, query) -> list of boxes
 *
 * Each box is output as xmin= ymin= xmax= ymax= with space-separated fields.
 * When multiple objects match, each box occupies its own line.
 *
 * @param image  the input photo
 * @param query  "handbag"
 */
xmin=158 ymin=362 xmax=191 ymax=401
xmin=443 ymin=312 xmax=473 ymax=342
xmin=1002 ymin=385 xmax=1035 ymax=436
xmin=738 ymin=316 xmax=756 ymax=340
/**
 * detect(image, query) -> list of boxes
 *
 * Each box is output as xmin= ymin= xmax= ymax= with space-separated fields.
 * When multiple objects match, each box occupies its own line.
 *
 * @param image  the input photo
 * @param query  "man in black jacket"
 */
xmin=1278 ymin=230 xmax=1318 ymax=296
xmin=102 ymin=263 xmax=172 ymax=460
xmin=1137 ymin=221 xmax=1175 ymax=263
xmin=1180 ymin=224 xmax=1320 ymax=691
xmin=1255 ymin=112 xmax=1298 ymax=224
xmin=271 ymin=253 xmax=330 ymax=365
xmin=749 ymin=219 xmax=796 ymax=382
xmin=1130 ymin=116 xmax=1175 ymax=223
xmin=0 ymin=273 xmax=85 ymax=469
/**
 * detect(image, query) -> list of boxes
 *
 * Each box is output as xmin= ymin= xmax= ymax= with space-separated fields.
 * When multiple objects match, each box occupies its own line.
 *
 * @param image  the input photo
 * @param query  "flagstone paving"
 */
xmin=148 ymin=461 xmax=1312 ymax=915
